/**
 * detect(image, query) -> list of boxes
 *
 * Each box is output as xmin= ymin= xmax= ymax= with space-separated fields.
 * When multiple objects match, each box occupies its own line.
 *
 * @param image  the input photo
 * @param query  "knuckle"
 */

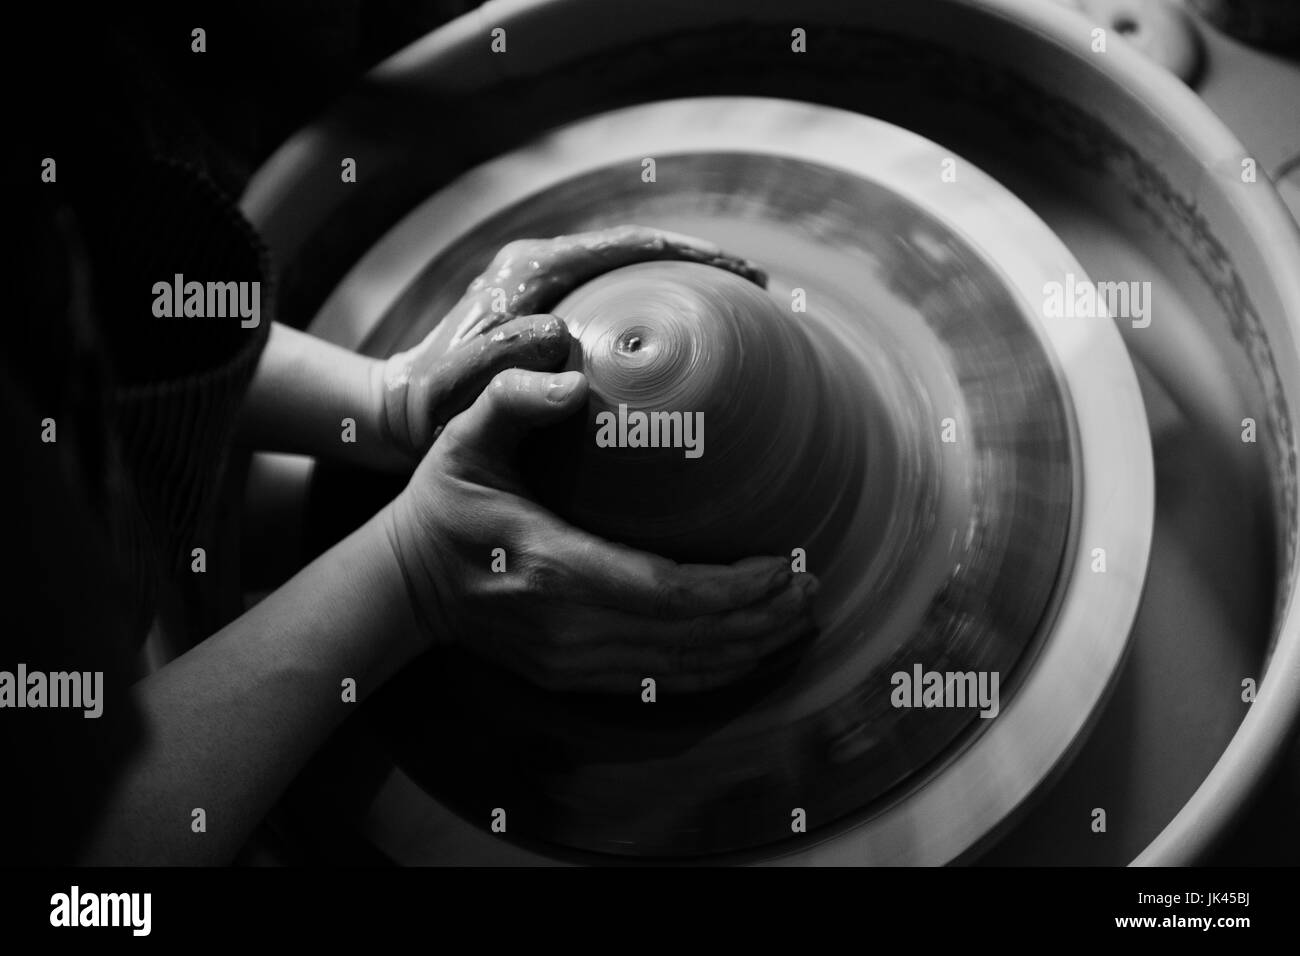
xmin=522 ymin=562 xmax=565 ymax=598
xmin=486 ymin=368 xmax=520 ymax=398
xmin=434 ymin=416 xmax=472 ymax=459
xmin=497 ymin=239 xmax=530 ymax=260
xmin=650 ymin=575 xmax=688 ymax=618
xmin=606 ymin=224 xmax=649 ymax=248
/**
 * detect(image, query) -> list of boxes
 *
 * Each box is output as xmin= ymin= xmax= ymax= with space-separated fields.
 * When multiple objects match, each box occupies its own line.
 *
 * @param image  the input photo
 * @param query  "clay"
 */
xmin=520 ymin=261 xmax=868 ymax=565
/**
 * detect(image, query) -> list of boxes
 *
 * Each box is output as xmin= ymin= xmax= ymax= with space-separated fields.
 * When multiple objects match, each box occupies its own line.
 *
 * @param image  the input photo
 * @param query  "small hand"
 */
xmin=387 ymin=367 xmax=817 ymax=694
xmin=379 ymin=226 xmax=767 ymax=457
xmin=379 ymin=313 xmax=570 ymax=463
xmin=443 ymin=224 xmax=768 ymax=346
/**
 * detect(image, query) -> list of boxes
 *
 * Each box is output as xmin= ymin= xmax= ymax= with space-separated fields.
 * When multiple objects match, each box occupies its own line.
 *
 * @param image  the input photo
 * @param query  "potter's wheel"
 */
xmin=243 ymin=0 xmax=1300 ymax=866
xmin=295 ymin=99 xmax=1152 ymax=862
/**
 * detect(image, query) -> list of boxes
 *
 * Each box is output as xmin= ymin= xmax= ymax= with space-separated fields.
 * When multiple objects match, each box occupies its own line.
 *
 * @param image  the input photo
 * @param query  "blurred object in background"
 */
xmin=1188 ymin=0 xmax=1300 ymax=55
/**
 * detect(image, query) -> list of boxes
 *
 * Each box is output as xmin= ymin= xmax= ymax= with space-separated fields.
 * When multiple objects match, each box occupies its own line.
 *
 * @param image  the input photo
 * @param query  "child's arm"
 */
xmin=235 ymin=227 xmax=765 ymax=471
xmin=236 ymin=318 xmax=569 ymax=472
xmin=235 ymin=321 xmax=408 ymax=470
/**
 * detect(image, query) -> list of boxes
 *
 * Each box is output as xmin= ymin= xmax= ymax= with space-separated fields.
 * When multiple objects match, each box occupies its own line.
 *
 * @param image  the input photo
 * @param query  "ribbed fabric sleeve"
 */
xmin=67 ymin=157 xmax=273 ymax=636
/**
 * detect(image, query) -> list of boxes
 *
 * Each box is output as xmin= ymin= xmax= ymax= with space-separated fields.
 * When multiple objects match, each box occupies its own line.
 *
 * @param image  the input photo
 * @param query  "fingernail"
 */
xmin=547 ymin=371 xmax=583 ymax=403
xmin=798 ymin=575 xmax=821 ymax=597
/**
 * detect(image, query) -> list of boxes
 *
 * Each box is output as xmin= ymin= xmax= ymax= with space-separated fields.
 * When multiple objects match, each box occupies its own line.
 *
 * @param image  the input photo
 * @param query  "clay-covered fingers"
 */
xmin=399 ymin=314 xmax=572 ymax=450
xmin=447 ymin=225 xmax=768 ymax=345
xmin=552 ymin=225 xmax=769 ymax=288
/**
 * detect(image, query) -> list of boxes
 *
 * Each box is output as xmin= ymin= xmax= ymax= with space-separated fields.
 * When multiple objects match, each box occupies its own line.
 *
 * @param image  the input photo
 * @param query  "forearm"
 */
xmin=237 ymin=322 xmax=412 ymax=471
xmin=79 ymin=501 xmax=427 ymax=865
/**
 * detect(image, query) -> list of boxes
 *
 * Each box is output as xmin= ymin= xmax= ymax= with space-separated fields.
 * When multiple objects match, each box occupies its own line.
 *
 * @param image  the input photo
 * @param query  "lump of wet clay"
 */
xmin=521 ymin=261 xmax=866 ymax=565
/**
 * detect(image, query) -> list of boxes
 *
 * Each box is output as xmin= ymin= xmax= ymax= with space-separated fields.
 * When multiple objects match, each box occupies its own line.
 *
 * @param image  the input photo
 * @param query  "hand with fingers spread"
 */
xmin=379 ymin=225 xmax=769 ymax=456
xmin=386 ymin=366 xmax=818 ymax=694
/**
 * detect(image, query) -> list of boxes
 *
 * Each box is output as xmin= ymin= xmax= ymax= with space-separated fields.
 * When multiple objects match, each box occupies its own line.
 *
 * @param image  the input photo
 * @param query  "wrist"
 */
xmin=373 ymin=356 xmax=420 ymax=472
xmin=379 ymin=489 xmax=449 ymax=652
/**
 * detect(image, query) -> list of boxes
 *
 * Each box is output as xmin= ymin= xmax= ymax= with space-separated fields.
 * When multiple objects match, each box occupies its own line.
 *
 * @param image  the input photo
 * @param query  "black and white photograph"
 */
xmin=5 ymin=0 xmax=1299 ymax=937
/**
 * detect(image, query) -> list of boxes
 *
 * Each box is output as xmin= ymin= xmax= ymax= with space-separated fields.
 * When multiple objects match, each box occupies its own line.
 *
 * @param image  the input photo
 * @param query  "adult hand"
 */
xmin=386 ymin=366 xmax=817 ymax=695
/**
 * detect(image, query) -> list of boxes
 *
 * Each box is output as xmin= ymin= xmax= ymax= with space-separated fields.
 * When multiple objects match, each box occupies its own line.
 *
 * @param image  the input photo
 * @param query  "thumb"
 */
xmin=438 ymin=367 xmax=588 ymax=472
xmin=421 ymin=314 xmax=572 ymax=441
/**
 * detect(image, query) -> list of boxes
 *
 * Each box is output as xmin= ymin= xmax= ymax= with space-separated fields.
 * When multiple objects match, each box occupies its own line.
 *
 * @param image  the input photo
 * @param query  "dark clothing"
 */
xmin=4 ymin=0 xmax=478 ymax=866
xmin=69 ymin=158 xmax=273 ymax=640
xmin=5 ymin=56 xmax=273 ymax=864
